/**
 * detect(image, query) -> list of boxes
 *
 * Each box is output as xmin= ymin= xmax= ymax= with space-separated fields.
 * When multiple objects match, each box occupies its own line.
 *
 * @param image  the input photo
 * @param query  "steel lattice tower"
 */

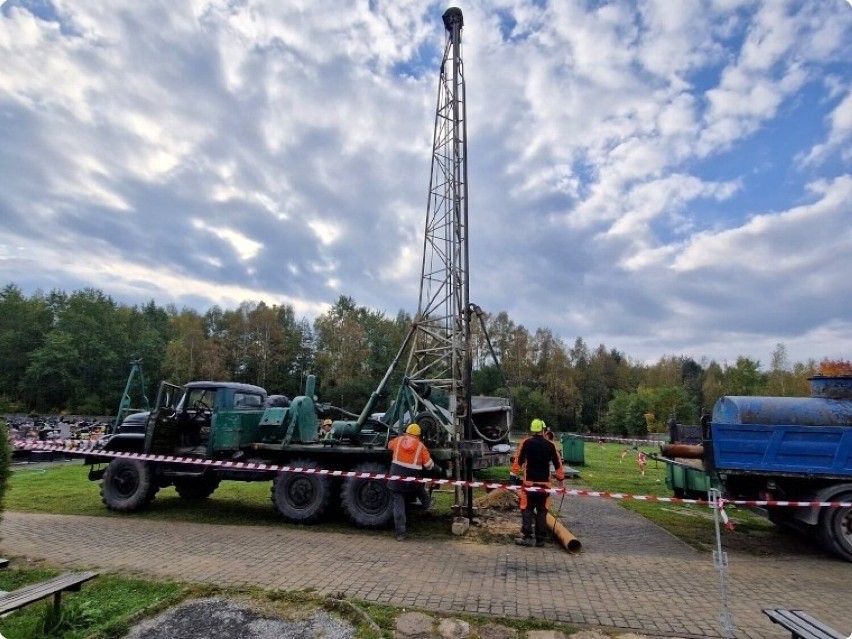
xmin=404 ymin=7 xmax=471 ymax=445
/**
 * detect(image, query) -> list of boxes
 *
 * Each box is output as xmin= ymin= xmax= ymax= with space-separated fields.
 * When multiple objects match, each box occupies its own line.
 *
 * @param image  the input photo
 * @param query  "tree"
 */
xmin=312 ymin=297 xmax=408 ymax=410
xmin=163 ymin=309 xmax=210 ymax=383
xmin=605 ymin=390 xmax=651 ymax=436
xmin=0 ymin=284 xmax=52 ymax=405
xmin=765 ymin=343 xmax=805 ymax=397
xmin=511 ymin=386 xmax=553 ymax=432
xmin=645 ymin=385 xmax=698 ymax=428
xmin=702 ymin=361 xmax=725 ymax=412
xmin=22 ymin=331 xmax=80 ymax=411
xmin=726 ymin=357 xmax=764 ymax=396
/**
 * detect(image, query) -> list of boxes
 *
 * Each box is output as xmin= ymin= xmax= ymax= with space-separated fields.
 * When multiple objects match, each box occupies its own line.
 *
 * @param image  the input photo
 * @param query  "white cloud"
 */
xmin=190 ymin=219 xmax=263 ymax=262
xmin=800 ymin=87 xmax=852 ymax=165
xmin=1 ymin=0 xmax=851 ymax=366
xmin=672 ymin=176 xmax=852 ymax=274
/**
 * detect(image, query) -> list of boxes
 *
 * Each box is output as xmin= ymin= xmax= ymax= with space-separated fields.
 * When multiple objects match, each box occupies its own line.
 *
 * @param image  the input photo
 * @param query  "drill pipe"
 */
xmin=546 ymin=513 xmax=582 ymax=553
xmin=660 ymin=443 xmax=704 ymax=459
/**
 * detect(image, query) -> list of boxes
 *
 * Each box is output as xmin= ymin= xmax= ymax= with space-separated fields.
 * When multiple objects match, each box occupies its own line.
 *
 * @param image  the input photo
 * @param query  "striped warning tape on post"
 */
xmin=11 ymin=440 xmax=852 ymax=509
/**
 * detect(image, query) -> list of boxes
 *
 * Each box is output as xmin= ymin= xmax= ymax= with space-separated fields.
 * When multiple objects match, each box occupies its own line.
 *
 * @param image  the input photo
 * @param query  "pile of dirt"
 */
xmin=473 ymin=489 xmax=519 ymax=511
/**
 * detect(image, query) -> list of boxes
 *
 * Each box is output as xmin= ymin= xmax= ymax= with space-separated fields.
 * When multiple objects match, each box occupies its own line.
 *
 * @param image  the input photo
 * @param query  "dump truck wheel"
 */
xmin=174 ymin=475 xmax=220 ymax=500
xmin=271 ymin=459 xmax=330 ymax=523
xmin=340 ymin=462 xmax=393 ymax=529
xmin=824 ymin=492 xmax=852 ymax=562
xmin=100 ymin=458 xmax=156 ymax=512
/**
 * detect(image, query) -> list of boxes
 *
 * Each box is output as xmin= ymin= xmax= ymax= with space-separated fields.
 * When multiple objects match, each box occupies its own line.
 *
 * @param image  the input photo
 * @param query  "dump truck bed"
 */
xmin=711 ymin=422 xmax=852 ymax=478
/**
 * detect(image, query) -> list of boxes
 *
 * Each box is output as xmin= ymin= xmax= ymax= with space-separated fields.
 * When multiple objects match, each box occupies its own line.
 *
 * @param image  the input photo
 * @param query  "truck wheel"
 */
xmin=271 ymin=459 xmax=330 ymax=524
xmin=823 ymin=492 xmax=852 ymax=562
xmin=341 ymin=462 xmax=393 ymax=529
xmin=174 ymin=475 xmax=220 ymax=500
xmin=100 ymin=458 xmax=156 ymax=512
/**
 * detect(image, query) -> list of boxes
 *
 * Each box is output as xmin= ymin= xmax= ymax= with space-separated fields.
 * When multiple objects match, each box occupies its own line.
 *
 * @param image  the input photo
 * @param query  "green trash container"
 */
xmin=666 ymin=462 xmax=717 ymax=498
xmin=666 ymin=463 xmax=687 ymax=496
xmin=561 ymin=434 xmax=585 ymax=465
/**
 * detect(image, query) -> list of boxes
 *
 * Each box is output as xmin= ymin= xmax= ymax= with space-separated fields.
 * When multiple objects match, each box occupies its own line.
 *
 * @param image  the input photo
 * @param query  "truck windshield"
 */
xmin=177 ymin=388 xmax=217 ymax=411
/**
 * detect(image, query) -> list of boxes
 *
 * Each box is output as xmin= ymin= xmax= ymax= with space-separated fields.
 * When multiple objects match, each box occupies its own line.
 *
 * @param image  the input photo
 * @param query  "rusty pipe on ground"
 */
xmin=660 ymin=443 xmax=704 ymax=459
xmin=546 ymin=513 xmax=581 ymax=553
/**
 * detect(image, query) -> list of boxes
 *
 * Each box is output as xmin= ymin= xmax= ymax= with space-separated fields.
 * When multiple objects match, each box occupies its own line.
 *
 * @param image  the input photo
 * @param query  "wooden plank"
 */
xmin=787 ymin=611 xmax=844 ymax=639
xmin=0 ymin=571 xmax=99 ymax=615
xmin=762 ymin=608 xmax=844 ymax=639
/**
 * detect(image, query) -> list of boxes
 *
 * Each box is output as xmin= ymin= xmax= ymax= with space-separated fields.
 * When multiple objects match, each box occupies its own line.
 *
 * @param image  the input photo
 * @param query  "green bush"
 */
xmin=0 ymin=395 xmax=24 ymax=412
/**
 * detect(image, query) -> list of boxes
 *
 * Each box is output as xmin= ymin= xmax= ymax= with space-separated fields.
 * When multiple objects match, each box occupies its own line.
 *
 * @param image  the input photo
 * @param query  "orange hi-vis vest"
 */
xmin=388 ymin=434 xmax=435 ymax=471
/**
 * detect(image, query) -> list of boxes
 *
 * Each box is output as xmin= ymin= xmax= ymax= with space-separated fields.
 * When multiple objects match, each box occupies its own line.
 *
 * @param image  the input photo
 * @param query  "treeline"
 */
xmin=0 ymin=283 xmax=820 ymax=435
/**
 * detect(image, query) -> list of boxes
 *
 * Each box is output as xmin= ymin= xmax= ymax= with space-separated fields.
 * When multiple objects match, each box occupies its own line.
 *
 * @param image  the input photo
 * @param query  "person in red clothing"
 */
xmin=511 ymin=418 xmax=564 ymax=547
xmin=387 ymin=423 xmax=435 ymax=541
xmin=637 ymin=450 xmax=647 ymax=476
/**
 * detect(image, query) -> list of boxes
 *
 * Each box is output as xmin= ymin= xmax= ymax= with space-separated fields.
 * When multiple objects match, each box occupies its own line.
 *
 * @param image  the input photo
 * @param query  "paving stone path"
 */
xmin=1 ymin=496 xmax=849 ymax=639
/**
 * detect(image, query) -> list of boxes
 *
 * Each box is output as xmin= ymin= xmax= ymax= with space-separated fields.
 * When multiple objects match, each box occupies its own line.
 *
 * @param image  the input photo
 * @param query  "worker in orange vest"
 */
xmin=387 ymin=423 xmax=435 ymax=541
xmin=511 ymin=418 xmax=564 ymax=547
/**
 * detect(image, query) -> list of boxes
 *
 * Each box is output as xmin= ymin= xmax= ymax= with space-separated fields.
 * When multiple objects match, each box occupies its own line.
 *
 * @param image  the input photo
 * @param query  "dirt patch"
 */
xmin=469 ymin=491 xmax=521 ymax=543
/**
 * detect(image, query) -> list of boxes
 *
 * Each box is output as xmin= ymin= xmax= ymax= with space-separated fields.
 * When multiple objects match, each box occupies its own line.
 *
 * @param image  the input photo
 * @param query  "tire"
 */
xmin=340 ymin=462 xmax=394 ymax=529
xmin=823 ymin=492 xmax=852 ymax=562
xmin=174 ymin=475 xmax=220 ymax=500
xmin=100 ymin=458 xmax=157 ymax=512
xmin=270 ymin=459 xmax=331 ymax=524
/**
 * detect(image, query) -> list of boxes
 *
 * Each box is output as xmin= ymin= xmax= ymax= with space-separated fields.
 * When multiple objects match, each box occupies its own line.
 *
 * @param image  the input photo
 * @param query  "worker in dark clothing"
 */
xmin=511 ymin=418 xmax=565 ymax=547
xmin=668 ymin=413 xmax=678 ymax=443
xmin=700 ymin=408 xmax=711 ymax=441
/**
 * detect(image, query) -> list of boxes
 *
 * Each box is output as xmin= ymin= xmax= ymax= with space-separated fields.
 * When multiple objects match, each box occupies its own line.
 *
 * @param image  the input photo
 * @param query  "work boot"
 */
xmin=396 ymin=534 xmax=406 ymax=542
xmin=535 ymin=539 xmax=545 ymax=547
xmin=423 ymin=497 xmax=435 ymax=512
xmin=514 ymin=537 xmax=534 ymax=547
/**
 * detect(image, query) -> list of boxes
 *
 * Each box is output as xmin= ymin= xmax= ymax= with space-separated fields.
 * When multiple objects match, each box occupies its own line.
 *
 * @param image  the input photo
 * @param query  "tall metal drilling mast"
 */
xmin=355 ymin=6 xmax=509 ymax=472
xmin=404 ymin=6 xmax=471 ymax=448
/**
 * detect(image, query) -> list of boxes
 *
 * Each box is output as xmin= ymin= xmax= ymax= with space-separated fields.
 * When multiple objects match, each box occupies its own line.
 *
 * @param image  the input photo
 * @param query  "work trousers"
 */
xmin=520 ymin=491 xmax=548 ymax=543
xmin=390 ymin=485 xmax=431 ymax=537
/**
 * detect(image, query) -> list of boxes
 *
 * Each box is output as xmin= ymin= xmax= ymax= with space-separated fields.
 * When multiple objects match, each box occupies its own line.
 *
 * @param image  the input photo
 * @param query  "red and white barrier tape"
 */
xmin=565 ymin=433 xmax=667 ymax=446
xmin=13 ymin=441 xmax=852 ymax=509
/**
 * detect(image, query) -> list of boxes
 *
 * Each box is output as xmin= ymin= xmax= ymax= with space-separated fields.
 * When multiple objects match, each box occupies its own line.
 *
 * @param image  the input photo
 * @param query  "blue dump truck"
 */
xmin=706 ymin=375 xmax=852 ymax=561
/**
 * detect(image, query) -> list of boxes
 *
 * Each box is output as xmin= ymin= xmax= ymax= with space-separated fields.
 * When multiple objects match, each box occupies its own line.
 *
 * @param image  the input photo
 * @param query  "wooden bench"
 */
xmin=0 ymin=571 xmax=99 ymax=617
xmin=762 ymin=608 xmax=845 ymax=639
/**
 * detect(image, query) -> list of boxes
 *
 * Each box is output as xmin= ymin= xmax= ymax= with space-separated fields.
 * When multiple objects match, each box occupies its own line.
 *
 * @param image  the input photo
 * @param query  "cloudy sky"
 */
xmin=1 ymin=0 xmax=851 ymax=367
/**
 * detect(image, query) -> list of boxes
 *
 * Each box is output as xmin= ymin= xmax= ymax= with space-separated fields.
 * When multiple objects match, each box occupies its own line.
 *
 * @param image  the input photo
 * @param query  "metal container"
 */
xmin=808 ymin=375 xmax=852 ymax=400
xmin=561 ymin=434 xmax=585 ymax=465
xmin=713 ymin=396 xmax=852 ymax=427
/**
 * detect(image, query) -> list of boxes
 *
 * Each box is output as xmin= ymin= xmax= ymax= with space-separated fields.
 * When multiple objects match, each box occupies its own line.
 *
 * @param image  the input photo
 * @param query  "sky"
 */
xmin=1 ymin=0 xmax=851 ymax=368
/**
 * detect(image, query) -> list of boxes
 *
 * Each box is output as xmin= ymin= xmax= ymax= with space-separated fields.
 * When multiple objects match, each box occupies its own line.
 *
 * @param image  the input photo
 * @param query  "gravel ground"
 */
xmin=121 ymin=598 xmax=355 ymax=639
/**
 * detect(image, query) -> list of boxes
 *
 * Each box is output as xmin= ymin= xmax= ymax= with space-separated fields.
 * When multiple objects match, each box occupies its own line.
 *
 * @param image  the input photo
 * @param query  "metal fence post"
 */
xmin=710 ymin=488 xmax=734 ymax=639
